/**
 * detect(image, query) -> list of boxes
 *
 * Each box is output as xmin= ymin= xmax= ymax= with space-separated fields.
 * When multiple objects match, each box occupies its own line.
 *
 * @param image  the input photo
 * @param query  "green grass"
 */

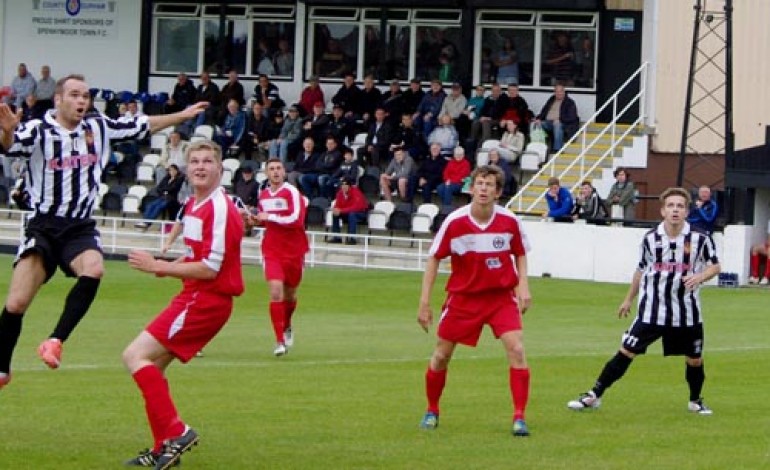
xmin=0 ymin=255 xmax=768 ymax=469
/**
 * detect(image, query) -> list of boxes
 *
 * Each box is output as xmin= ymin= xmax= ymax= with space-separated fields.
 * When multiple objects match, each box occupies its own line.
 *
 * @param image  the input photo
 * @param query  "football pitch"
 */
xmin=0 ymin=255 xmax=768 ymax=469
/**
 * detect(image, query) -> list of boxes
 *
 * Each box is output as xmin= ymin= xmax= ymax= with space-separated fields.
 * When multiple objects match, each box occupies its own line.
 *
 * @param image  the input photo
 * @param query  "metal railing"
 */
xmin=506 ymin=61 xmax=650 ymax=213
xmin=0 ymin=210 xmax=446 ymax=273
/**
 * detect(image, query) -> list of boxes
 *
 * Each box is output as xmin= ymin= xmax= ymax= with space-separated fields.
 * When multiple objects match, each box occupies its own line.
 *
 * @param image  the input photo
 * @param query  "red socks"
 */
xmin=284 ymin=300 xmax=297 ymax=330
xmin=132 ymin=365 xmax=185 ymax=452
xmin=750 ymin=253 xmax=760 ymax=278
xmin=509 ymin=367 xmax=530 ymax=421
xmin=269 ymin=301 xmax=286 ymax=343
xmin=425 ymin=367 xmax=447 ymax=414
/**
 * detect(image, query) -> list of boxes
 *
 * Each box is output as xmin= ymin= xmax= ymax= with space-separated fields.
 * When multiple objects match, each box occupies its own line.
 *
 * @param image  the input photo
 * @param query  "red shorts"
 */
xmin=437 ymin=291 xmax=522 ymax=347
xmin=146 ymin=289 xmax=233 ymax=363
xmin=263 ymin=257 xmax=304 ymax=287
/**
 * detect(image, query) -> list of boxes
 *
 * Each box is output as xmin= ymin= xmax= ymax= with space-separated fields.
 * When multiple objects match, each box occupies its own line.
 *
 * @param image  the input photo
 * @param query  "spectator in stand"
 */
xmin=316 ymin=38 xmax=351 ymax=78
xmin=413 ymin=79 xmax=446 ymax=140
xmin=494 ymin=38 xmax=520 ymax=86
xmin=439 ymin=82 xmax=467 ymax=123
xmin=298 ymin=76 xmax=325 ymax=117
xmin=287 ymin=137 xmax=319 ymax=188
xmin=268 ymin=105 xmax=303 ymax=163
xmin=301 ymin=101 xmax=330 ymax=149
xmin=165 ymin=72 xmax=196 ymax=115
xmin=16 ymin=94 xmax=44 ymax=122
xmin=328 ymin=103 xmax=353 ymax=146
xmin=401 ymin=78 xmax=425 ymax=117
xmin=607 ymin=167 xmax=636 ymax=220
xmin=390 ymin=113 xmax=420 ymax=160
xmin=331 ymin=73 xmax=362 ymax=120
xmin=427 ymin=113 xmax=459 ymax=156
xmin=253 ymin=74 xmax=285 ymax=117
xmin=544 ymin=32 xmax=576 ymax=86
xmin=361 ymin=107 xmax=393 ymax=168
xmin=487 ymin=149 xmax=515 ymax=197
xmin=501 ymin=84 xmax=531 ymax=133
xmin=233 ymin=166 xmax=260 ymax=211
xmin=687 ymin=186 xmax=719 ymax=234
xmin=359 ymin=75 xmax=383 ymax=128
xmin=325 ymin=148 xmax=360 ymax=199
xmin=216 ymin=99 xmax=247 ymax=154
xmin=748 ymin=223 xmax=770 ymax=285
xmin=193 ymin=71 xmax=221 ymax=127
xmin=219 ymin=69 xmax=245 ymax=117
xmin=497 ymin=120 xmax=525 ymax=163
xmin=571 ymin=180 xmax=607 ymax=222
xmin=299 ymin=135 xmax=343 ymax=198
xmin=159 ymin=130 xmax=189 ymax=173
xmin=576 ymin=36 xmax=595 ymax=88
xmin=413 ymin=143 xmax=446 ymax=204
xmin=35 ymin=65 xmax=55 ymax=113
xmin=544 ymin=176 xmax=574 ymax=221
xmin=124 ymin=100 xmax=144 ymax=119
xmin=457 ymin=85 xmax=486 ymax=143
xmin=6 ymin=63 xmax=36 ymax=110
xmin=470 ymin=82 xmax=509 ymax=145
xmin=245 ymin=102 xmax=270 ymax=161
xmin=134 ymin=164 xmax=185 ymax=229
xmin=273 ymin=38 xmax=294 ymax=76
xmin=380 ymin=147 xmax=416 ymax=202
xmin=436 ymin=147 xmax=472 ymax=207
xmin=329 ymin=176 xmax=370 ymax=245
xmin=381 ymin=80 xmax=404 ymax=126
xmin=534 ymin=83 xmax=579 ymax=153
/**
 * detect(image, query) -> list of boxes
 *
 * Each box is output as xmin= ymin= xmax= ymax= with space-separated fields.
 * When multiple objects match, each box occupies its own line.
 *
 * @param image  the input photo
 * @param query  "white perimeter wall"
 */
xmin=521 ymin=218 xmax=749 ymax=285
xmin=0 ymin=0 xmax=142 ymax=93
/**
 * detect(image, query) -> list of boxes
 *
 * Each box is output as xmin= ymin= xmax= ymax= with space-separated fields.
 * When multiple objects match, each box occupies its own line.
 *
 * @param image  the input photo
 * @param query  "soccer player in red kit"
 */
xmin=417 ymin=165 xmax=533 ymax=437
xmin=254 ymin=158 xmax=309 ymax=357
xmin=122 ymin=140 xmax=245 ymax=469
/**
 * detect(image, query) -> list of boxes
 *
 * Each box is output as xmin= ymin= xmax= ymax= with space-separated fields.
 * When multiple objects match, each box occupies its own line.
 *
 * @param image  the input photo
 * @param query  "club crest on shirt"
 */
xmin=492 ymin=236 xmax=505 ymax=250
xmin=261 ymin=197 xmax=288 ymax=212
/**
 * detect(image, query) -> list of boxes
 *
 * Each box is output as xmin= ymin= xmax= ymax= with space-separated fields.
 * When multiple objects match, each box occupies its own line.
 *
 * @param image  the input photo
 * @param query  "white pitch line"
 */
xmin=9 ymin=344 xmax=770 ymax=373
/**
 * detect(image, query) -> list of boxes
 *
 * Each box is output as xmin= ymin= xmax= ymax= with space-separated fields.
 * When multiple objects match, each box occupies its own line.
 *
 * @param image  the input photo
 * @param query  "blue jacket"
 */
xmin=222 ymin=110 xmax=246 ymax=144
xmin=687 ymin=199 xmax=718 ymax=233
xmin=546 ymin=186 xmax=574 ymax=218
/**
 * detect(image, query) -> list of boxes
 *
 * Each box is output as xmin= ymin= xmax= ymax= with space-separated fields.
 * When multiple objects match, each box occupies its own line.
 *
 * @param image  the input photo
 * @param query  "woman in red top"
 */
xmin=436 ymin=147 xmax=471 ymax=206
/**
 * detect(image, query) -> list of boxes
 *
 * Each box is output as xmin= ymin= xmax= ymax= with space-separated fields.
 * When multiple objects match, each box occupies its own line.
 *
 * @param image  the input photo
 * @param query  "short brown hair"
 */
xmin=659 ymin=187 xmax=691 ymax=205
xmin=470 ymin=165 xmax=505 ymax=191
xmin=547 ymin=177 xmax=560 ymax=186
xmin=55 ymin=74 xmax=86 ymax=95
xmin=186 ymin=139 xmax=223 ymax=164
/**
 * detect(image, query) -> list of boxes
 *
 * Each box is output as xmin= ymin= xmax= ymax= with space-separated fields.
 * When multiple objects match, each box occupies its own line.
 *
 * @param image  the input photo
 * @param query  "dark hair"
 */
xmin=55 ymin=74 xmax=87 ymax=95
xmin=613 ymin=167 xmax=629 ymax=179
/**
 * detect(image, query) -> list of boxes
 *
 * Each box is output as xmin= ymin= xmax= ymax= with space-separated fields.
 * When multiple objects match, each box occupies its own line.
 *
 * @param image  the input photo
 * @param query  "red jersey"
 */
xmin=258 ymin=182 xmax=309 ymax=260
xmin=430 ymin=205 xmax=529 ymax=296
xmin=181 ymin=187 xmax=245 ymax=296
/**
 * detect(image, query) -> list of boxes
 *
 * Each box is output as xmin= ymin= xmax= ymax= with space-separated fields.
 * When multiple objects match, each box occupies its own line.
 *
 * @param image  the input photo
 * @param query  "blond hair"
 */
xmin=185 ymin=140 xmax=223 ymax=164
xmin=659 ymin=187 xmax=691 ymax=206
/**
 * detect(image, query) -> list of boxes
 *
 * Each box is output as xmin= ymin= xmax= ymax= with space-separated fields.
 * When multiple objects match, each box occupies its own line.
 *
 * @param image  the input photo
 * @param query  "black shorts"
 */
xmin=620 ymin=318 xmax=704 ymax=358
xmin=14 ymin=214 xmax=103 ymax=281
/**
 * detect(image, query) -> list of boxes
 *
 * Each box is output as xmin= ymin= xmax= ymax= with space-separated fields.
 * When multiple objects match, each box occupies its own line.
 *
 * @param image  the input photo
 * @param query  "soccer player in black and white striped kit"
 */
xmin=0 ymin=74 xmax=208 ymax=389
xmin=567 ymin=187 xmax=721 ymax=415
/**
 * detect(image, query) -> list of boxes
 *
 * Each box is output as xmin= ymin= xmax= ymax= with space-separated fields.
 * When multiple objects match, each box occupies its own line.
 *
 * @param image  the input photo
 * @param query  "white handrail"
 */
xmin=507 ymin=61 xmax=650 ymax=213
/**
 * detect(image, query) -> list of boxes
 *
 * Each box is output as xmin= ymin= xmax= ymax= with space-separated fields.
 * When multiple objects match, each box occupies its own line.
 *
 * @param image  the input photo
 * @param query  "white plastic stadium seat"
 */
xmin=518 ymin=153 xmax=541 ymax=184
xmin=523 ymin=142 xmax=548 ymax=164
xmin=136 ymin=163 xmax=155 ymax=185
xmin=149 ymin=134 xmax=168 ymax=154
xmin=142 ymin=153 xmax=161 ymax=167
xmin=127 ymin=184 xmax=148 ymax=200
xmin=416 ymin=203 xmax=440 ymax=220
xmin=481 ymin=139 xmax=501 ymax=150
xmin=222 ymin=158 xmax=241 ymax=175
xmin=120 ymin=194 xmax=142 ymax=226
xmin=192 ymin=125 xmax=214 ymax=140
xmin=220 ymin=167 xmax=234 ymax=188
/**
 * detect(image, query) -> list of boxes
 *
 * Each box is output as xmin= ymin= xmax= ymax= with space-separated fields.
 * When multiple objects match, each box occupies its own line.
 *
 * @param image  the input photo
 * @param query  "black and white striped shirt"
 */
xmin=635 ymin=222 xmax=719 ymax=327
xmin=6 ymin=110 xmax=150 ymax=219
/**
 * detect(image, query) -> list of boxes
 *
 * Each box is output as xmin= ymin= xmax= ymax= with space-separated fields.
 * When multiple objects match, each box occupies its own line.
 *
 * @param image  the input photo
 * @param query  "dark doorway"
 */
xmin=597 ymin=10 xmax=643 ymax=124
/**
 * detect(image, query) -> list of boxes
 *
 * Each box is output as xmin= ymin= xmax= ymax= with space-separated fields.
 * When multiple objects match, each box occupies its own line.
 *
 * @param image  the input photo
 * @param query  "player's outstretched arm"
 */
xmin=147 ymin=102 xmax=209 ymax=134
xmin=128 ymin=249 xmax=216 ymax=280
xmin=618 ymin=270 xmax=642 ymax=318
xmin=418 ymin=256 xmax=440 ymax=332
